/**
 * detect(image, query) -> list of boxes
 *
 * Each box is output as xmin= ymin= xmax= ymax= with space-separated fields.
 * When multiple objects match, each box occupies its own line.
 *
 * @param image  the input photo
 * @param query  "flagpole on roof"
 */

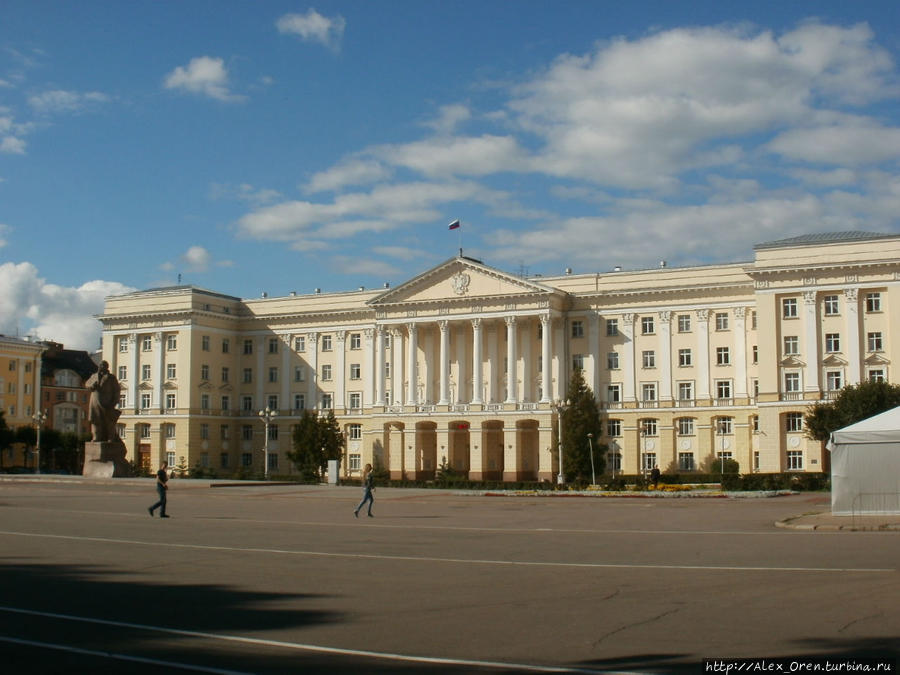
xmin=449 ymin=219 xmax=462 ymax=257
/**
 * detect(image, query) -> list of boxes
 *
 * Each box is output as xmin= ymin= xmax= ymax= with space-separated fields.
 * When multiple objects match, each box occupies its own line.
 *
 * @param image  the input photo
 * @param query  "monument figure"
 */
xmin=86 ymin=360 xmax=121 ymax=442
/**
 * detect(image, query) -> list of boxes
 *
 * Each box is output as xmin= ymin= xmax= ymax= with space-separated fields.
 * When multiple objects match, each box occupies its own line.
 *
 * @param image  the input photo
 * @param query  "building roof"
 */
xmin=754 ymin=231 xmax=898 ymax=250
xmin=41 ymin=343 xmax=98 ymax=380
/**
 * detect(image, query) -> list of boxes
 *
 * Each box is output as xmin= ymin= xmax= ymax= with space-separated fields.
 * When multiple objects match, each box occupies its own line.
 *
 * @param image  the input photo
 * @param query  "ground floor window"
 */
xmin=642 ymin=452 xmax=656 ymax=472
xmin=608 ymin=452 xmax=621 ymax=472
xmin=166 ymin=451 xmax=175 ymax=467
xmin=221 ymin=453 xmax=229 ymax=468
xmin=786 ymin=450 xmax=803 ymax=471
xmin=268 ymin=454 xmax=278 ymax=470
xmin=200 ymin=452 xmax=209 ymax=467
xmin=242 ymin=453 xmax=252 ymax=467
xmin=678 ymin=452 xmax=694 ymax=471
xmin=349 ymin=454 xmax=361 ymax=471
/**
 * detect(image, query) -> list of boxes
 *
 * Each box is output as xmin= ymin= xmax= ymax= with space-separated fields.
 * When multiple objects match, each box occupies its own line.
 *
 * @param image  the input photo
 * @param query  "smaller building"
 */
xmin=39 ymin=341 xmax=97 ymax=436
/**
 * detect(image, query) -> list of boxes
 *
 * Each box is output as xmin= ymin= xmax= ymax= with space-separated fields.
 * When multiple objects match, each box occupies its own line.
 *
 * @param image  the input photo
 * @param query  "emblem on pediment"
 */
xmin=451 ymin=272 xmax=471 ymax=296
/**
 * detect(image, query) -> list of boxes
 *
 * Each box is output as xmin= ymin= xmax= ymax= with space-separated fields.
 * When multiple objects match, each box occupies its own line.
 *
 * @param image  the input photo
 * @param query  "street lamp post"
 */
xmin=32 ymin=410 xmax=47 ymax=475
xmin=717 ymin=418 xmax=726 ymax=482
xmin=587 ymin=432 xmax=596 ymax=486
xmin=553 ymin=399 xmax=570 ymax=485
xmin=258 ymin=406 xmax=278 ymax=480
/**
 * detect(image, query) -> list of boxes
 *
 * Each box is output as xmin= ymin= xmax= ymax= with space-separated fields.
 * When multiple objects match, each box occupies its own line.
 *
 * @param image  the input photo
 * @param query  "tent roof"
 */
xmin=829 ymin=406 xmax=900 ymax=448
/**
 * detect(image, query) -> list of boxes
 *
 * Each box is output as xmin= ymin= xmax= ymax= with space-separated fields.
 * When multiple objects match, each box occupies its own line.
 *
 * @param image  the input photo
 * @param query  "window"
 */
xmin=220 ymin=425 xmax=230 ymax=440
xmin=825 ymin=333 xmax=841 ymax=353
xmin=716 ymin=416 xmax=733 ymax=434
xmin=267 ymin=424 xmax=279 ymax=441
xmin=642 ymin=351 xmax=656 ymax=368
xmin=752 ymin=415 xmax=759 ymax=433
xmin=641 ymin=316 xmax=655 ymax=334
xmin=166 ymin=335 xmax=177 ymax=350
xmin=786 ymin=412 xmax=803 ymax=433
xmin=295 ymin=366 xmax=305 ymax=382
xmin=243 ymin=339 xmax=253 ymax=355
xmin=715 ymin=312 xmax=729 ymax=330
xmin=242 ymin=453 xmax=253 ymax=467
xmin=321 ymin=393 xmax=333 ymax=409
xmin=265 ymin=396 xmax=277 ymax=412
xmin=201 ymin=394 xmax=210 ymax=410
xmin=200 ymin=364 xmax=209 ymax=380
xmin=640 ymin=419 xmax=658 ymax=436
xmin=784 ymin=372 xmax=801 ymax=392
xmin=349 ymin=392 xmax=362 ymax=409
xmin=866 ymin=292 xmax=881 ymax=313
xmin=868 ymin=369 xmax=886 ymax=383
xmin=571 ymin=320 xmax=584 ymax=338
xmin=165 ymin=393 xmax=176 ymax=410
xmin=142 ymin=336 xmax=152 ymax=351
xmin=606 ymin=319 xmax=619 ymax=336
xmin=715 ymin=380 xmax=732 ymax=400
xmin=294 ymin=394 xmax=306 ymax=410
xmin=609 ymin=452 xmax=622 ymax=472
xmin=200 ymin=424 xmax=209 ymax=440
xmin=222 ymin=338 xmax=230 ymax=354
xmin=241 ymin=396 xmax=253 ymax=412
xmin=118 ymin=366 xmax=127 ymax=380
xmin=349 ymin=454 xmax=361 ymax=471
xmin=141 ymin=393 xmax=151 ymax=409
xmin=752 ymin=345 xmax=758 ymax=364
xmin=786 ymin=451 xmax=803 ymax=471
xmin=823 ymin=295 xmax=839 ymax=315
xmin=678 ymin=314 xmax=691 ymax=332
xmin=678 ymin=382 xmax=694 ymax=401
xmin=607 ymin=384 xmax=622 ymax=403
xmin=572 ymin=354 xmax=584 ymax=371
xmin=142 ymin=364 xmax=151 ymax=380
xmin=242 ymin=425 xmax=254 ymax=441
xmin=784 ymin=336 xmax=799 ymax=355
xmin=782 ymin=298 xmax=798 ymax=318
xmin=267 ymin=338 xmax=278 ymax=354
xmin=642 ymin=453 xmax=657 ymax=472
xmin=202 ymin=336 xmax=210 ymax=351
xmin=350 ymin=363 xmax=361 ymax=380
xmin=140 ymin=425 xmax=151 ymax=439
xmin=119 ymin=338 xmax=128 ymax=353
xmin=221 ymin=396 xmax=230 ymax=411
xmin=350 ymin=333 xmax=361 ymax=350
xmin=677 ymin=417 xmax=694 ymax=435
xmin=678 ymin=453 xmax=695 ymax=471
xmin=384 ymin=362 xmax=391 ymax=378
xmin=678 ymin=349 xmax=692 ymax=367
xmin=166 ymin=363 xmax=176 ymax=379
xmin=321 ymin=364 xmax=332 ymax=381
xmin=607 ymin=352 xmax=619 ymax=370
xmin=716 ymin=347 xmax=730 ymax=366
xmin=606 ymin=419 xmax=622 ymax=437
xmin=294 ymin=336 xmax=306 ymax=352
xmin=641 ymin=383 xmax=657 ymax=402
xmin=243 ymin=368 xmax=252 ymax=384
xmin=221 ymin=453 xmax=230 ymax=468
xmin=868 ymin=332 xmax=883 ymax=352
xmin=348 ymin=423 xmax=362 ymax=440
xmin=826 ymin=370 xmax=843 ymax=392
xmin=321 ymin=335 xmax=333 ymax=351
xmin=221 ymin=367 xmax=229 ymax=383
xmin=268 ymin=367 xmax=278 ymax=383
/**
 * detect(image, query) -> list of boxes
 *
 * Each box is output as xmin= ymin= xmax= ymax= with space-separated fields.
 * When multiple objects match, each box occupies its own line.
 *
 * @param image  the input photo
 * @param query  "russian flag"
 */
xmin=448 ymin=219 xmax=460 ymax=230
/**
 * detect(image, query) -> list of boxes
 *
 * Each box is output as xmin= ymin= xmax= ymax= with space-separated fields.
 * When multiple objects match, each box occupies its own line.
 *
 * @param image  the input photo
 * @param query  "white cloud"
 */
xmin=0 ymin=136 xmax=25 ymax=154
xmin=0 ymin=223 xmax=9 ymax=247
xmin=28 ymin=89 xmax=110 ymax=114
xmin=164 ymin=56 xmax=243 ymax=102
xmin=423 ymin=104 xmax=472 ymax=135
xmin=768 ymin=122 xmax=900 ymax=165
xmin=304 ymin=159 xmax=393 ymax=193
xmin=210 ymin=182 xmax=283 ymax=205
xmin=276 ymin=9 xmax=346 ymax=51
xmin=375 ymin=135 xmax=530 ymax=177
xmin=180 ymin=246 xmax=212 ymax=272
xmin=0 ymin=262 xmax=134 ymax=351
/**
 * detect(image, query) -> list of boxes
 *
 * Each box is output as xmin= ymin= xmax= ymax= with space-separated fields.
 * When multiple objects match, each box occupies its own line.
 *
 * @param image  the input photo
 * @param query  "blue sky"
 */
xmin=2 ymin=1 xmax=900 ymax=350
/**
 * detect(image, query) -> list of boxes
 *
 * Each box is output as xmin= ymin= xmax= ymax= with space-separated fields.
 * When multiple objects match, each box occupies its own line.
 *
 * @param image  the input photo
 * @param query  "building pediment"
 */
xmin=368 ymin=256 xmax=564 ymax=310
xmin=822 ymin=354 xmax=848 ymax=367
xmin=780 ymin=355 xmax=806 ymax=368
xmin=865 ymin=353 xmax=891 ymax=365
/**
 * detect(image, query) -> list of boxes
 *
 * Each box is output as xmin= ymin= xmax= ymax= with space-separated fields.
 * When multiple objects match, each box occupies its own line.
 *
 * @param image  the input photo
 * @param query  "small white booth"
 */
xmin=827 ymin=406 xmax=900 ymax=515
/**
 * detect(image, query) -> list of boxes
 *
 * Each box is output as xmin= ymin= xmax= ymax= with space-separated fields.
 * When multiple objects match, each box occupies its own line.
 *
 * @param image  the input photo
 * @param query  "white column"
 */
xmin=129 ymin=333 xmax=138 ymax=411
xmin=695 ymin=311 xmax=710 ymax=400
xmin=844 ymin=288 xmax=861 ymax=385
xmin=455 ymin=323 xmax=467 ymax=403
xmin=439 ymin=321 xmax=450 ymax=405
xmin=335 ymin=331 xmax=347 ymax=412
xmin=471 ymin=319 xmax=483 ymax=404
xmin=307 ymin=332 xmax=318 ymax=408
xmin=521 ymin=317 xmax=532 ymax=402
xmin=364 ymin=329 xmax=375 ymax=407
xmin=374 ymin=328 xmax=384 ymax=406
xmin=621 ymin=315 xmax=635 ymax=403
xmin=406 ymin=323 xmax=418 ymax=406
xmin=803 ymin=291 xmax=820 ymax=392
xmin=423 ymin=326 xmax=434 ymax=404
xmin=658 ymin=312 xmax=672 ymax=402
xmin=505 ymin=316 xmax=518 ymax=403
xmin=281 ymin=334 xmax=291 ymax=411
xmin=554 ymin=318 xmax=565 ymax=400
xmin=255 ymin=337 xmax=264 ymax=409
xmin=393 ymin=328 xmax=404 ymax=406
xmin=541 ymin=314 xmax=552 ymax=403
xmin=733 ymin=308 xmax=748 ymax=397
xmin=589 ymin=312 xmax=600 ymax=395
xmin=154 ymin=332 xmax=164 ymax=411
xmin=488 ymin=324 xmax=500 ymax=403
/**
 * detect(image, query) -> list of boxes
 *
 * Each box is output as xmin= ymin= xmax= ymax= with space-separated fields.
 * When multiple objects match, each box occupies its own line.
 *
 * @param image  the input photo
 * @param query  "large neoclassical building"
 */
xmin=97 ymin=232 xmax=899 ymax=481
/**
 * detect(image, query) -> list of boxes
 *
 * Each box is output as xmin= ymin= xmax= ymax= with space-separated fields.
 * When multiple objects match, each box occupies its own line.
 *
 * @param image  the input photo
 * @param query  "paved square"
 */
xmin=0 ymin=479 xmax=897 ymax=673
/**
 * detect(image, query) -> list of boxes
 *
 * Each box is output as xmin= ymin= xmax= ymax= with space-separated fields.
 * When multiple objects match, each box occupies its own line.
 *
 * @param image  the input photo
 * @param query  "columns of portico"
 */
xmin=733 ymin=308 xmax=748 ymax=398
xmin=844 ymin=288 xmax=861 ymax=385
xmin=129 ymin=333 xmax=138 ymax=411
xmin=505 ymin=316 xmax=517 ymax=403
xmin=658 ymin=312 xmax=672 ymax=402
xmin=540 ymin=314 xmax=552 ymax=403
xmin=364 ymin=329 xmax=375 ymax=407
xmin=392 ymin=328 xmax=404 ymax=405
xmin=154 ymin=333 xmax=164 ymax=410
xmin=374 ymin=328 xmax=385 ymax=407
xmin=455 ymin=325 xmax=467 ymax=404
xmin=335 ymin=331 xmax=347 ymax=411
xmin=406 ymin=323 xmax=418 ymax=406
xmin=695 ymin=311 xmax=710 ymax=400
xmin=281 ymin=334 xmax=292 ymax=410
xmin=307 ymin=333 xmax=318 ymax=409
xmin=439 ymin=320 xmax=450 ymax=405
xmin=621 ymin=315 xmax=635 ymax=403
xmin=803 ymin=291 xmax=820 ymax=393
xmin=487 ymin=324 xmax=499 ymax=403
xmin=471 ymin=319 xmax=483 ymax=404
xmin=521 ymin=318 xmax=532 ymax=402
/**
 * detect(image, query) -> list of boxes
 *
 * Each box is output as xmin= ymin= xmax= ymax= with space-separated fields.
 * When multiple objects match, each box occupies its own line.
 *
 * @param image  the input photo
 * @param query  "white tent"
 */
xmin=827 ymin=406 xmax=900 ymax=515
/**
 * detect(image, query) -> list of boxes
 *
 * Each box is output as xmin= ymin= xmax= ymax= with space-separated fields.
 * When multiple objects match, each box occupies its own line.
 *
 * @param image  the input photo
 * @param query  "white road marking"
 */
xmin=0 ymin=606 xmax=631 ymax=674
xmin=0 ymin=530 xmax=893 ymax=573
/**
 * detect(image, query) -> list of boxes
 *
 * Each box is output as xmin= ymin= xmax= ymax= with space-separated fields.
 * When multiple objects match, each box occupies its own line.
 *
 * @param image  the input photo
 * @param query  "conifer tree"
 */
xmin=559 ymin=369 xmax=606 ymax=483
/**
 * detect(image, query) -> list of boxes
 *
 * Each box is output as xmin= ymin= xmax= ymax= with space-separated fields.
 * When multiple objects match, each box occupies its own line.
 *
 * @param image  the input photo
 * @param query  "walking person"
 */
xmin=148 ymin=461 xmax=170 ymax=518
xmin=354 ymin=463 xmax=375 ymax=518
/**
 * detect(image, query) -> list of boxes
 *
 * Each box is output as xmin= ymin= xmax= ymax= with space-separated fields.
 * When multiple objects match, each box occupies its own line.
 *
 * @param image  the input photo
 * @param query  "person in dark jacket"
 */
xmin=148 ymin=461 xmax=170 ymax=518
xmin=354 ymin=463 xmax=375 ymax=518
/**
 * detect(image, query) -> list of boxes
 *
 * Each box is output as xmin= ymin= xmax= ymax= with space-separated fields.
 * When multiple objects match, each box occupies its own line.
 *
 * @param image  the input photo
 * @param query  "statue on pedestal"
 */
xmin=86 ymin=360 xmax=121 ymax=443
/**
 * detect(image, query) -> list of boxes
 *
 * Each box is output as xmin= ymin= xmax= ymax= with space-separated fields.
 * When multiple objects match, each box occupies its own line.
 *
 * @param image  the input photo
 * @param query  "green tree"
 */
xmin=805 ymin=380 xmax=900 ymax=442
xmin=288 ymin=410 xmax=346 ymax=481
xmin=558 ymin=369 xmax=606 ymax=484
xmin=0 ymin=411 xmax=12 ymax=470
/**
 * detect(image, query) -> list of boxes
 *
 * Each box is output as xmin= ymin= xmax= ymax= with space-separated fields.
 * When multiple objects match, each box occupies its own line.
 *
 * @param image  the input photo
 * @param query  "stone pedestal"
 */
xmin=83 ymin=441 xmax=131 ymax=478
